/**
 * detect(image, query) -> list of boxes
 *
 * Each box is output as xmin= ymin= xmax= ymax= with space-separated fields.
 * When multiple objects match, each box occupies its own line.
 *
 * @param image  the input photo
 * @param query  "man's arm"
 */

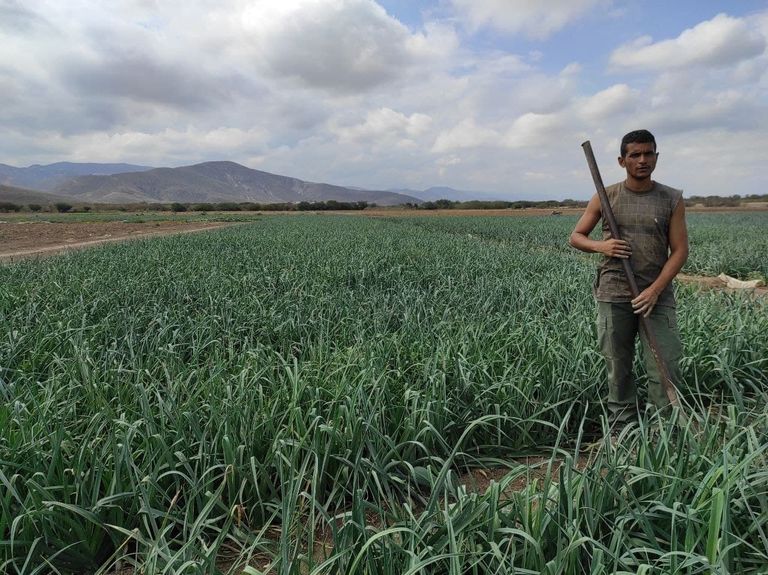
xmin=631 ymin=200 xmax=689 ymax=317
xmin=569 ymin=193 xmax=632 ymax=257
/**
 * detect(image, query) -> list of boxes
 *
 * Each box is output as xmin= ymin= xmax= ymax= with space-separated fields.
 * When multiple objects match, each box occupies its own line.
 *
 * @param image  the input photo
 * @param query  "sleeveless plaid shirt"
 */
xmin=594 ymin=181 xmax=683 ymax=307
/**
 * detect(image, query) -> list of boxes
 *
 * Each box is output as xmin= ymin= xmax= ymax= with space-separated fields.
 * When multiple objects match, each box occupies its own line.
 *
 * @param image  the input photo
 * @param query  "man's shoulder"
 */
xmin=654 ymin=181 xmax=683 ymax=200
xmin=605 ymin=182 xmax=622 ymax=197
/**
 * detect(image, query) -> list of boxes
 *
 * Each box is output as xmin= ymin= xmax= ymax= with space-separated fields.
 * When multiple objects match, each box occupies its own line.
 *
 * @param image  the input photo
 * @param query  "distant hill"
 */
xmin=0 ymin=184 xmax=74 ymax=206
xmin=50 ymin=161 xmax=420 ymax=206
xmin=390 ymin=186 xmax=512 ymax=202
xmin=0 ymin=162 xmax=153 ymax=191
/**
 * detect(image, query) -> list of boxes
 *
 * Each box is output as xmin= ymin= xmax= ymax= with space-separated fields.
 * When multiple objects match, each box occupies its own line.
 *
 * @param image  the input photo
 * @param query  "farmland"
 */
xmin=1 ymin=213 xmax=767 ymax=574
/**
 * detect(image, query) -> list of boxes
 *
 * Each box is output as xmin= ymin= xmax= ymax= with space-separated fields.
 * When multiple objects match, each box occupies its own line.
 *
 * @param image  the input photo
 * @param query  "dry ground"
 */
xmin=0 ymin=220 xmax=234 ymax=261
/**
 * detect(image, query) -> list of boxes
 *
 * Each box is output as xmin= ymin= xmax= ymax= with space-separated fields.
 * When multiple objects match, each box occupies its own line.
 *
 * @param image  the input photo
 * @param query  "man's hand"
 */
xmin=600 ymin=239 xmax=632 ymax=259
xmin=632 ymin=286 xmax=659 ymax=317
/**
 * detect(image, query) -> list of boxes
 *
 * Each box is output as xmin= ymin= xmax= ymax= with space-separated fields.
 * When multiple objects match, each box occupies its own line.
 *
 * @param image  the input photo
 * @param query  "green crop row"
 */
xmin=1 ymin=214 xmax=766 ymax=573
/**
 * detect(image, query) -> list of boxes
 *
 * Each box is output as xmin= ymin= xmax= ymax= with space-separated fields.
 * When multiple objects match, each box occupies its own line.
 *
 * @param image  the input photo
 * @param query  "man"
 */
xmin=569 ymin=129 xmax=689 ymax=425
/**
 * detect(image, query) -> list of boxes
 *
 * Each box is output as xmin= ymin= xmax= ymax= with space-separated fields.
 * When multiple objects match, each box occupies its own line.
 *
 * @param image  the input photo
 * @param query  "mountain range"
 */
xmin=0 ymin=184 xmax=78 ymax=206
xmin=0 ymin=162 xmax=153 ymax=192
xmin=0 ymin=161 xmax=421 ymax=206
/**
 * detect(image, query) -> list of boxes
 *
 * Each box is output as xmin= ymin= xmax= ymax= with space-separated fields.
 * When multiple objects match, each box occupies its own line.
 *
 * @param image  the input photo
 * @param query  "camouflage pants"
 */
xmin=597 ymin=301 xmax=683 ymax=424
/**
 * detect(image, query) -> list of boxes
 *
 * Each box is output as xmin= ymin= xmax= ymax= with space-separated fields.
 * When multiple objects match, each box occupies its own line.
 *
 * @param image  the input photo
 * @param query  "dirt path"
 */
xmin=0 ymin=221 xmax=236 ymax=261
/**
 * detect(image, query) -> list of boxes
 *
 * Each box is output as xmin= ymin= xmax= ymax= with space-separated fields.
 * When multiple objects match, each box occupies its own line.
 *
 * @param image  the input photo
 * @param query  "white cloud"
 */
xmin=431 ymin=119 xmax=500 ymax=153
xmin=579 ymin=84 xmax=636 ymax=120
xmin=523 ymin=171 xmax=557 ymax=181
xmin=241 ymin=0 xmax=418 ymax=93
xmin=332 ymin=108 xmax=432 ymax=144
xmin=503 ymin=112 xmax=563 ymax=149
xmin=406 ymin=21 xmax=460 ymax=63
xmin=664 ymin=130 xmax=765 ymax=183
xmin=610 ymin=13 xmax=766 ymax=71
xmin=3 ymin=126 xmax=271 ymax=166
xmin=451 ymin=0 xmax=607 ymax=38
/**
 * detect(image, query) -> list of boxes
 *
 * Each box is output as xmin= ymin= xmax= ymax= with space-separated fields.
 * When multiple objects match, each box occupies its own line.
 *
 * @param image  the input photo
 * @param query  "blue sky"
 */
xmin=1 ymin=0 xmax=767 ymax=199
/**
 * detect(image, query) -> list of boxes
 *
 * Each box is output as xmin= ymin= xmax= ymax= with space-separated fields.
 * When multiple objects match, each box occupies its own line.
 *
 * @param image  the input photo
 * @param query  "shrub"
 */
xmin=215 ymin=202 xmax=242 ymax=211
xmin=0 ymin=201 xmax=21 ymax=212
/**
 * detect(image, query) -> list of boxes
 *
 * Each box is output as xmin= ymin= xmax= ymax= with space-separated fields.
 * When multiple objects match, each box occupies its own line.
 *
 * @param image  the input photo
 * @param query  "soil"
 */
xmin=0 ymin=220 xmax=235 ymax=261
xmin=457 ymin=454 xmax=593 ymax=494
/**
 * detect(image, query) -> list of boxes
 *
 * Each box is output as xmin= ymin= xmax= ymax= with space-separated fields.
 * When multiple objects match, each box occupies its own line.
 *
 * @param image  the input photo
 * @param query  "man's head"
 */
xmin=620 ymin=129 xmax=656 ymax=157
xmin=618 ymin=129 xmax=658 ymax=185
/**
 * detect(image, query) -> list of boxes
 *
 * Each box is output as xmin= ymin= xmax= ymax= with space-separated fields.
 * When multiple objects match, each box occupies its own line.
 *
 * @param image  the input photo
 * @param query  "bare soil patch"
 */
xmin=0 ymin=220 xmax=235 ymax=261
xmin=457 ymin=454 xmax=593 ymax=494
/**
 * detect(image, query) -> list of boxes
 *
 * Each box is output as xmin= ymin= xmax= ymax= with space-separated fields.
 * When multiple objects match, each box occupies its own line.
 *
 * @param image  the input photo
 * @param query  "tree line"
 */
xmin=2 ymin=193 xmax=766 ymax=214
xmin=0 ymin=200 xmax=371 ymax=213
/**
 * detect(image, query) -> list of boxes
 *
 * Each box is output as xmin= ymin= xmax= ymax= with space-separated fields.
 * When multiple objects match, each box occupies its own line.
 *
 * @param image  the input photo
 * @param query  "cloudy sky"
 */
xmin=1 ymin=0 xmax=766 ymax=199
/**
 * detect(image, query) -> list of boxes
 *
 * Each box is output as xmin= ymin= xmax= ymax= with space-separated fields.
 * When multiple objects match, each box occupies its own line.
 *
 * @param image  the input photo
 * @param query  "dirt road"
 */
xmin=0 ymin=220 xmax=234 ymax=261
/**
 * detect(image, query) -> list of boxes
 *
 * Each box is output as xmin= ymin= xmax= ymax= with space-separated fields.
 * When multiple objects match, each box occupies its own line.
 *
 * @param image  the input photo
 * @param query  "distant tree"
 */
xmin=54 ymin=202 xmax=72 ymax=213
xmin=260 ymin=203 xmax=282 ymax=211
xmin=28 ymin=204 xmax=43 ymax=212
xmin=171 ymin=202 xmax=187 ymax=212
xmin=192 ymin=203 xmax=214 ymax=212
xmin=0 ymin=201 xmax=21 ymax=212
xmin=82 ymin=205 xmax=92 ymax=212
xmin=215 ymin=202 xmax=241 ymax=211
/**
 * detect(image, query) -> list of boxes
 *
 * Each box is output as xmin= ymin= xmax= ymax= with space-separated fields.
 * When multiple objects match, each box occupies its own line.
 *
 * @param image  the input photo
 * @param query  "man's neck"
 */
xmin=624 ymin=177 xmax=654 ymax=192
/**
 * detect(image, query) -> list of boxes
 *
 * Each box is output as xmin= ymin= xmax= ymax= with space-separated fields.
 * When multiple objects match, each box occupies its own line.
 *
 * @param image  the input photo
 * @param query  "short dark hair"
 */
xmin=621 ymin=130 xmax=656 ymax=157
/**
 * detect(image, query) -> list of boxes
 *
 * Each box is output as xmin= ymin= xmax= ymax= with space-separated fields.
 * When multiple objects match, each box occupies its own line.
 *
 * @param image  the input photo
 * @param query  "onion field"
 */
xmin=1 ymin=213 xmax=767 ymax=574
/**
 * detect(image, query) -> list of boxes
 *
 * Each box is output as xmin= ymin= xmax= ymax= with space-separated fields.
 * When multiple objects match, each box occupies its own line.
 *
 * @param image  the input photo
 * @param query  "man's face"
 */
xmin=618 ymin=142 xmax=658 ymax=180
